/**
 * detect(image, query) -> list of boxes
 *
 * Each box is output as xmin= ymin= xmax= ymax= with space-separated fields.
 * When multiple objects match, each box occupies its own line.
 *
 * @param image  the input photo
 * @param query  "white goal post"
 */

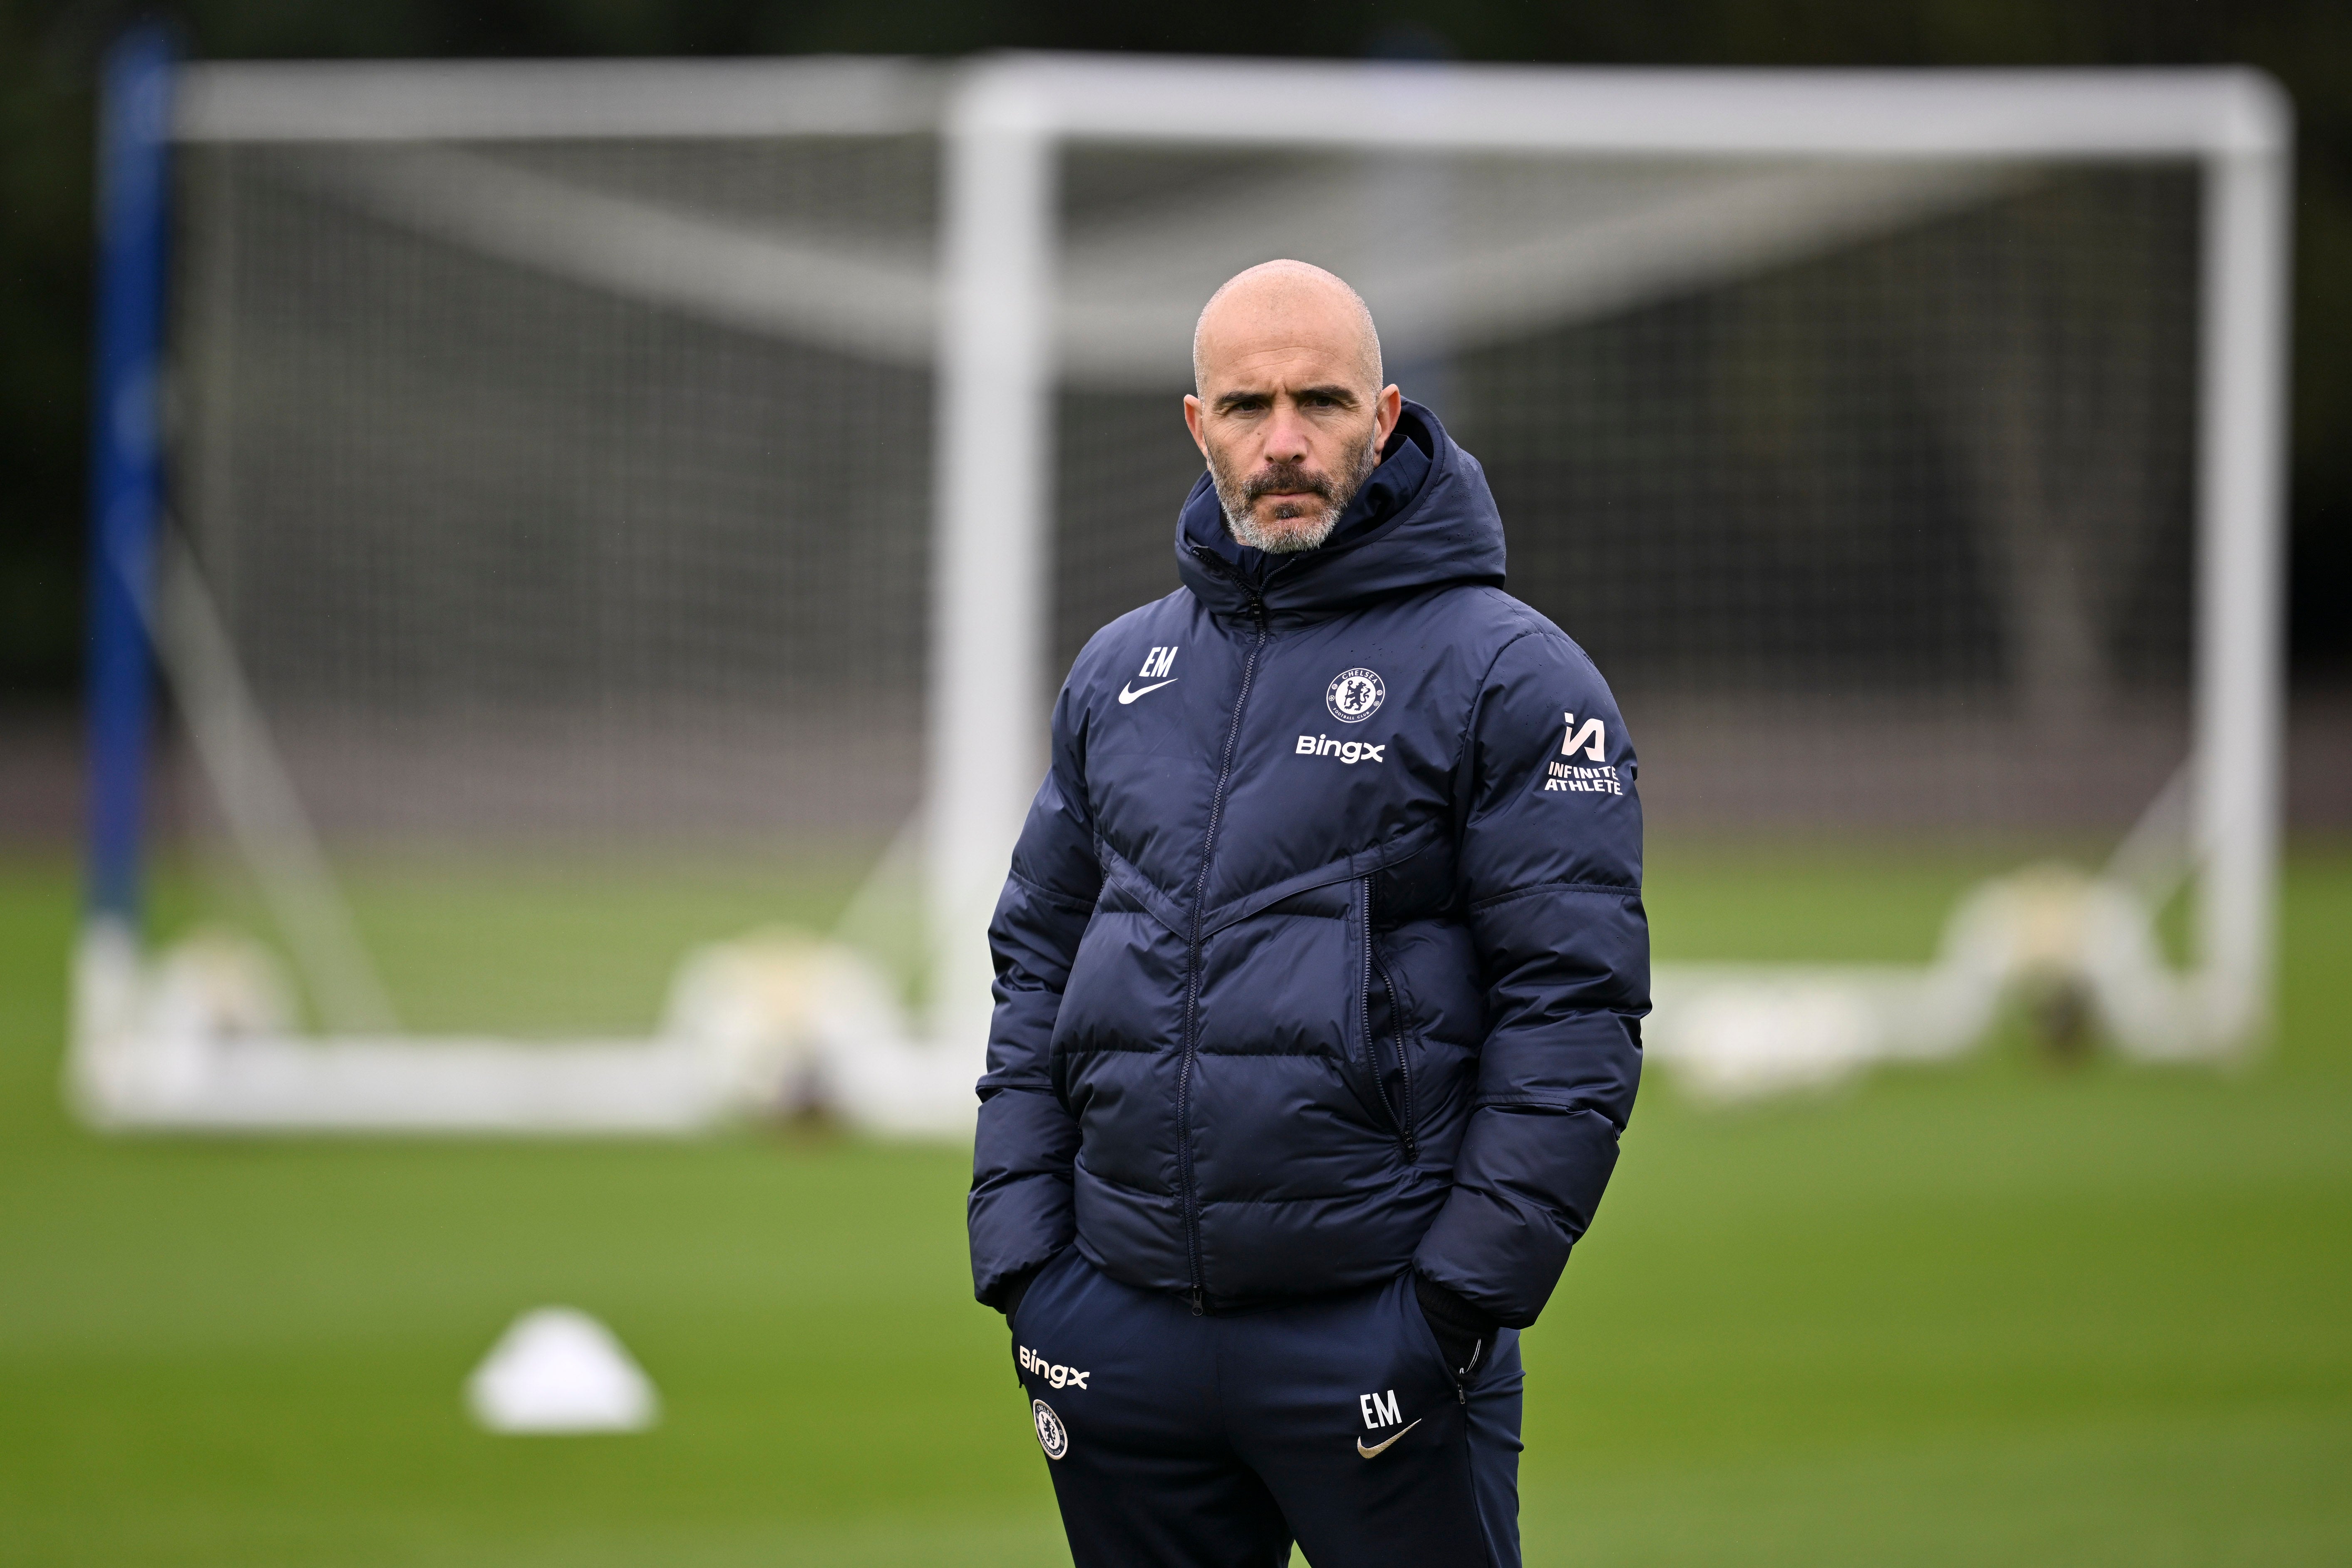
xmin=73 ymin=50 xmax=2288 ymax=1134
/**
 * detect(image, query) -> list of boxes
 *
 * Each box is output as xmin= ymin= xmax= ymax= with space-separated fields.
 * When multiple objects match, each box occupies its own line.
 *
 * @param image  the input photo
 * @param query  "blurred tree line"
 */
xmin=2 ymin=0 xmax=2346 ymax=703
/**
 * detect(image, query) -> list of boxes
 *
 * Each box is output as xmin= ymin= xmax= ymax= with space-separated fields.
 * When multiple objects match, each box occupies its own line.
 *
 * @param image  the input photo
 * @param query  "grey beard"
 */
xmin=1225 ymin=497 xmax=1339 ymax=554
xmin=1213 ymin=437 xmax=1382 ymax=555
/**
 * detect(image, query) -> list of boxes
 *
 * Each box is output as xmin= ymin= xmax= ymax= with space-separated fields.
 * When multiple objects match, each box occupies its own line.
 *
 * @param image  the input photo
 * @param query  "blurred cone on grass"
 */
xmin=467 ymin=1307 xmax=659 ymax=1433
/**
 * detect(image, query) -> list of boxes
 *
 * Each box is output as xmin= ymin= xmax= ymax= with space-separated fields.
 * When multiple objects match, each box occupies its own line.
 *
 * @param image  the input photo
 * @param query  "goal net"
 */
xmin=72 ymin=52 xmax=2288 ymax=1132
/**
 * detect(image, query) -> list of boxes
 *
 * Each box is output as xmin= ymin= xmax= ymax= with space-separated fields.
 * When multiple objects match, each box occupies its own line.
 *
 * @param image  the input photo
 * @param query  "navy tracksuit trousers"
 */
xmin=1010 ymin=1250 xmax=1523 ymax=1568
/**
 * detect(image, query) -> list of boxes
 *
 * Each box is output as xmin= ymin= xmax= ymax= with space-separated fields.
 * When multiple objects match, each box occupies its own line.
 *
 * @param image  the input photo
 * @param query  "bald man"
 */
xmin=970 ymin=261 xmax=1647 ymax=1568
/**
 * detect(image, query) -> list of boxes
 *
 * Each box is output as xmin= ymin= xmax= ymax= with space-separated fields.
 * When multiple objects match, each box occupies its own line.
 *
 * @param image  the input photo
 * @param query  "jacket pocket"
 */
xmin=1357 ymin=876 xmax=1418 ymax=1158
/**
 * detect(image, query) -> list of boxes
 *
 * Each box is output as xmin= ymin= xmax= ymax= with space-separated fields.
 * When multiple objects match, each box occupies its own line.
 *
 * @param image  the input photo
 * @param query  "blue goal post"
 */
xmin=84 ymin=23 xmax=176 ymax=933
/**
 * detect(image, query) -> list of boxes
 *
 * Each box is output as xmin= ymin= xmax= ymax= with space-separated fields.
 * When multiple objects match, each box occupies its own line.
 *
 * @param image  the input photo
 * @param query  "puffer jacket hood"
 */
xmin=971 ymin=400 xmax=1646 ymax=1330
xmin=1174 ymin=401 xmax=1506 ymax=619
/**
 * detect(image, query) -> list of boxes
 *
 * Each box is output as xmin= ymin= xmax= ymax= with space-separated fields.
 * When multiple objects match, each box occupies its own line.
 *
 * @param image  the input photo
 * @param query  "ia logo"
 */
xmin=1561 ymin=711 xmax=1606 ymax=760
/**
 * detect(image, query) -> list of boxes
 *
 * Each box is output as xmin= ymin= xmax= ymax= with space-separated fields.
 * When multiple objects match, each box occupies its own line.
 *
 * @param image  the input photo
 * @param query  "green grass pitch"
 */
xmin=1 ymin=845 xmax=2347 ymax=1565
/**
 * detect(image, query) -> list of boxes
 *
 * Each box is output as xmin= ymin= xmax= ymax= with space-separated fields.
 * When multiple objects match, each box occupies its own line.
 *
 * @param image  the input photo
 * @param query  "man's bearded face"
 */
xmin=1208 ymin=433 xmax=1384 ymax=554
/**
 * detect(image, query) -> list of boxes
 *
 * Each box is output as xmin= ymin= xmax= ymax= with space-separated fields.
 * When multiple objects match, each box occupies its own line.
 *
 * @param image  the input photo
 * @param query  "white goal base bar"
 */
xmin=70 ymin=857 xmax=2235 ymax=1133
xmin=1648 ymin=864 xmax=2240 ymax=1102
xmin=67 ymin=920 xmax=979 ymax=1137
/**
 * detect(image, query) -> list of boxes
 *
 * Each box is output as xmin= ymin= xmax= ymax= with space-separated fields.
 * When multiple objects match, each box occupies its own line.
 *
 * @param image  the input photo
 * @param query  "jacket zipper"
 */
xmin=1178 ymin=548 xmax=1268 ymax=1315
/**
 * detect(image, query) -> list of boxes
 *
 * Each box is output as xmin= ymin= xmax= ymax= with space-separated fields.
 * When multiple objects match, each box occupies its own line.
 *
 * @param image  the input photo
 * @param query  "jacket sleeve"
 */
xmin=967 ymin=679 xmax=1103 ymax=1309
xmin=1412 ymin=629 xmax=1648 ymax=1329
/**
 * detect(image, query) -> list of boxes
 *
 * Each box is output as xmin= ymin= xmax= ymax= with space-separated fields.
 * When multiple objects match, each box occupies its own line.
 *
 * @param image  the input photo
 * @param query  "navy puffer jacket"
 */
xmin=969 ymin=403 xmax=1646 ymax=1329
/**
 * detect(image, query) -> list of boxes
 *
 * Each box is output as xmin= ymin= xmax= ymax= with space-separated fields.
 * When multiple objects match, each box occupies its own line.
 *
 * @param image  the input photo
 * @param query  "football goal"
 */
xmin=71 ymin=40 xmax=2290 ymax=1132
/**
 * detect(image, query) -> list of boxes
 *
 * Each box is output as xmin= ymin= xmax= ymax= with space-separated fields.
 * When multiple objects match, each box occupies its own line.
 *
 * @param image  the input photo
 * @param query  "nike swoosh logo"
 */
xmin=1117 ymin=678 xmax=1178 ymax=705
xmin=1356 ymin=1418 xmax=1421 ymax=1459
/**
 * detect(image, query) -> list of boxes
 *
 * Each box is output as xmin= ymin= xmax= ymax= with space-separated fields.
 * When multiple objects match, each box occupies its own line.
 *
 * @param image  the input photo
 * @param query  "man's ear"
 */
xmin=1374 ymin=384 xmax=1403 ymax=451
xmin=1183 ymin=392 xmax=1209 ymax=458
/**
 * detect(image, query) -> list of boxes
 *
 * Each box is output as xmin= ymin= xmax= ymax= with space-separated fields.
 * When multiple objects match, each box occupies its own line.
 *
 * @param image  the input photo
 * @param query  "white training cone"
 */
xmin=466 ymin=1307 xmax=659 ymax=1434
